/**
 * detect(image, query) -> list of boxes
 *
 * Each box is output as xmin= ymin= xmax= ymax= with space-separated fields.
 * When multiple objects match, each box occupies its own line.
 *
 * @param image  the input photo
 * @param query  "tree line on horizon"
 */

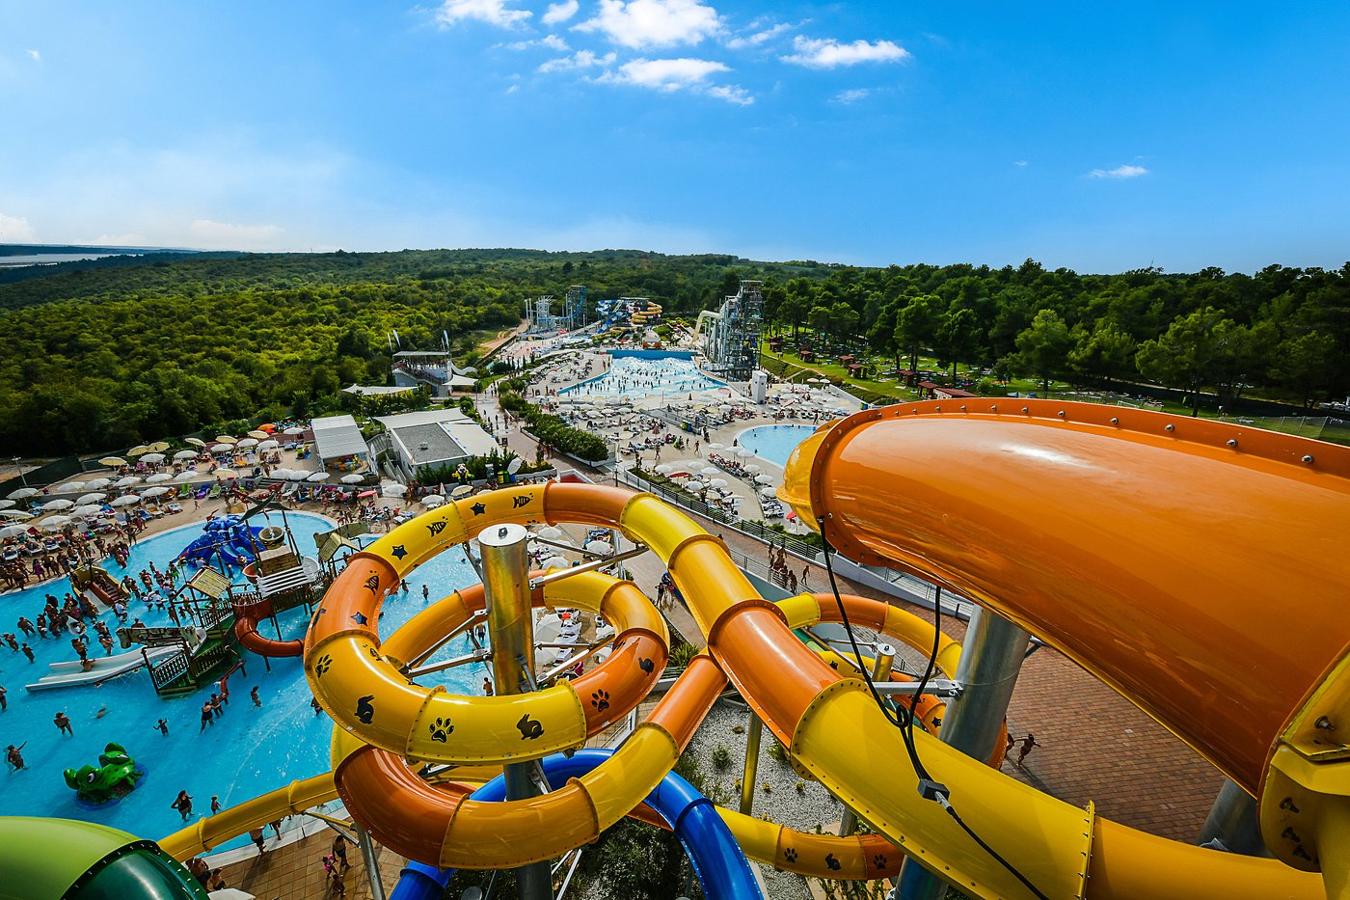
xmin=0 ymin=249 xmax=1344 ymax=457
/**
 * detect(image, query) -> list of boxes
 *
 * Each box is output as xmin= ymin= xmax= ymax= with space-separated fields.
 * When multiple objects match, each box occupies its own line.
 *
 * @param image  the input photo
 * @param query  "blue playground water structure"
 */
xmin=174 ymin=515 xmax=263 ymax=568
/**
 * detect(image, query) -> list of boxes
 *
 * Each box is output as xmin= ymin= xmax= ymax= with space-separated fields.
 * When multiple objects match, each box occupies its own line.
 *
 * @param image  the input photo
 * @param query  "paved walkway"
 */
xmin=214 ymin=824 xmax=404 ymax=900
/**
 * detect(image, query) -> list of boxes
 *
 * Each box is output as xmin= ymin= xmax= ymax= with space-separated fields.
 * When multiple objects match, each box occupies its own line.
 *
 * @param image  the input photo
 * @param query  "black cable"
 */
xmin=817 ymin=516 xmax=1049 ymax=900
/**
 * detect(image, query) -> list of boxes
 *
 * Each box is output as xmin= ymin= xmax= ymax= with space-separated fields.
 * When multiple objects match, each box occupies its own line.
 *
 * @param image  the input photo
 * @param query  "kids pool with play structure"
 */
xmin=2 ymin=400 xmax=1349 ymax=900
xmin=0 ymin=512 xmax=483 ymax=848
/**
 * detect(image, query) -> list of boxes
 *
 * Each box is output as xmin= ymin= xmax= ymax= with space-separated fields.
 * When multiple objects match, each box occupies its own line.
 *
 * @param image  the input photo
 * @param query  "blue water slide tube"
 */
xmin=389 ymin=748 xmax=760 ymax=900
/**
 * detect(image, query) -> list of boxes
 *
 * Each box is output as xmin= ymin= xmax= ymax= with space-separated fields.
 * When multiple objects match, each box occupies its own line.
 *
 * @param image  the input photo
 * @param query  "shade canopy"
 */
xmin=110 ymin=495 xmax=140 ymax=507
xmin=141 ymin=486 xmax=172 ymax=498
xmin=99 ymin=456 xmax=127 ymax=467
xmin=256 ymin=440 xmax=279 ymax=451
xmin=77 ymin=493 xmax=106 ymax=504
xmin=173 ymin=449 xmax=198 ymax=460
xmin=306 ymin=472 xmax=330 ymax=482
xmin=7 ymin=487 xmax=38 ymax=499
xmin=340 ymin=474 xmax=364 ymax=484
xmin=114 ymin=476 xmax=141 ymax=488
xmin=236 ymin=438 xmax=258 ymax=449
xmin=140 ymin=453 xmax=166 ymax=464
xmin=186 ymin=438 xmax=207 ymax=448
xmin=42 ymin=499 xmax=74 ymax=511
xmin=144 ymin=473 xmax=173 ymax=484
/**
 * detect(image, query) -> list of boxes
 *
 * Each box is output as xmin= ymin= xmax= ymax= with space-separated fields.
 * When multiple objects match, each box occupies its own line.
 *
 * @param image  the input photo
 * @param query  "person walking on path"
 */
xmin=331 ymin=834 xmax=350 ymax=872
xmin=248 ymin=828 xmax=266 ymax=854
xmin=1016 ymin=733 xmax=1039 ymax=766
xmin=801 ymin=566 xmax=811 ymax=589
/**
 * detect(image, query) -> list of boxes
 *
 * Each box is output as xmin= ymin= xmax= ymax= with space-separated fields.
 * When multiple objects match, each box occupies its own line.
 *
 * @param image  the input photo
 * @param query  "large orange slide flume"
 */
xmin=162 ymin=399 xmax=1347 ymax=899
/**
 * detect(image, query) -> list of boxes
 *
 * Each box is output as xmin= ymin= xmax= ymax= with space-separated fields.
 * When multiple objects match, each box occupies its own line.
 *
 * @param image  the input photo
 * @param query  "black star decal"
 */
xmin=351 ymin=612 xmax=369 ymax=625
xmin=470 ymin=502 xmax=487 ymax=516
xmin=391 ymin=545 xmax=407 ymax=560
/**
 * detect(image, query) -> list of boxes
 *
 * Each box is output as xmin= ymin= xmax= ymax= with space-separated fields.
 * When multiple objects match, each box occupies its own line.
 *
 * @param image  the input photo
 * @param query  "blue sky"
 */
xmin=2 ymin=1 xmax=1348 ymax=272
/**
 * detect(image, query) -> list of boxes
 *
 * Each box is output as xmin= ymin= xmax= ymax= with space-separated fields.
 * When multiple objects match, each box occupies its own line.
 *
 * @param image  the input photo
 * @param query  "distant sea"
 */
xmin=0 ymin=252 xmax=138 ymax=268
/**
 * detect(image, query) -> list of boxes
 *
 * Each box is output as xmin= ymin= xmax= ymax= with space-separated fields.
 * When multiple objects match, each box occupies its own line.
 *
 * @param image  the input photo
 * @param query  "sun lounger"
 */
xmin=206 ymin=484 xmax=221 ymax=500
xmin=194 ymin=484 xmax=210 ymax=500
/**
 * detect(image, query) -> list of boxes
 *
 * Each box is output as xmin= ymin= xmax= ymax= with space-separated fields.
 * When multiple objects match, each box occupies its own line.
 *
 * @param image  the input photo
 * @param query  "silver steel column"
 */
xmin=840 ymin=644 xmax=897 ymax=836
xmin=739 ymin=713 xmax=763 ymax=815
xmin=354 ymin=823 xmax=386 ymax=900
xmin=1198 ymin=778 xmax=1268 ymax=856
xmin=481 ymin=523 xmax=552 ymax=900
xmin=898 ymin=606 xmax=1030 ymax=900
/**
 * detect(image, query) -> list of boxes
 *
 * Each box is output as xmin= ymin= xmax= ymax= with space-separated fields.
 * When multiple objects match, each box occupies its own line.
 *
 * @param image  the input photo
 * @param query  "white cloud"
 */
xmin=505 ymin=83 xmax=520 ymax=94
xmin=188 ymin=219 xmax=284 ymax=250
xmin=706 ymin=84 xmax=753 ymax=105
xmin=501 ymin=34 xmax=569 ymax=50
xmin=1088 ymin=164 xmax=1149 ymax=179
xmin=833 ymin=88 xmax=869 ymax=104
xmin=27 ymin=49 xmax=41 ymax=62
xmin=1013 ymin=160 xmax=1029 ymax=167
xmin=0 ymin=212 xmax=35 ymax=241
xmin=542 ymin=0 xmax=580 ymax=26
xmin=598 ymin=56 xmax=727 ymax=91
xmin=576 ymin=0 xmax=722 ymax=49
xmin=538 ymin=49 xmax=617 ymax=73
xmin=782 ymin=36 xmax=909 ymax=69
xmin=595 ymin=57 xmax=750 ymax=104
xmin=434 ymin=0 xmax=531 ymax=29
xmin=725 ymin=21 xmax=791 ymax=50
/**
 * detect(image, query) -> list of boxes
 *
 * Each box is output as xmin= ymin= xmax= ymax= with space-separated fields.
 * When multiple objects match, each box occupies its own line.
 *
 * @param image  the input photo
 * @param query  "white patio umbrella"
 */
xmin=536 ymin=525 xmax=563 ymax=540
xmin=451 ymin=484 xmax=474 ymax=498
xmin=99 ymin=456 xmax=128 ymax=467
xmin=140 ymin=453 xmax=166 ymax=464
xmin=215 ymin=435 xmax=237 ymax=445
xmin=735 ymin=448 xmax=755 ymax=458
xmin=685 ymin=480 xmax=704 ymax=492
xmin=141 ymin=486 xmax=172 ymax=498
xmin=585 ymin=539 xmax=612 ymax=556
xmin=173 ymin=449 xmax=198 ymax=460
xmin=84 ymin=478 xmax=111 ymax=490
xmin=71 ymin=504 xmax=104 ymax=518
xmin=700 ymin=466 xmax=719 ymax=477
xmin=286 ymin=469 xmax=309 ymax=481
xmin=0 ymin=499 xmax=12 ymax=509
xmin=269 ymin=468 xmax=296 ymax=481
xmin=236 ymin=438 xmax=258 ymax=449
xmin=186 ymin=437 xmax=207 ymax=448
xmin=0 ymin=510 xmax=33 ymax=520
xmin=340 ymin=474 xmax=364 ymax=484
xmin=40 ymin=514 xmax=73 ymax=529
xmin=540 ymin=555 xmax=570 ymax=570
xmin=9 ymin=487 xmax=38 ymax=499
xmin=247 ymin=429 xmax=270 ymax=440
xmin=215 ymin=468 xmax=238 ymax=480
xmin=283 ymin=426 xmax=305 ymax=435
xmin=144 ymin=472 xmax=174 ymax=484
xmin=42 ymin=498 xmax=74 ymax=511
xmin=759 ymin=486 xmax=777 ymax=497
xmin=744 ymin=464 xmax=761 ymax=474
xmin=56 ymin=481 xmax=86 ymax=493
xmin=654 ymin=464 xmax=673 ymax=475
xmin=110 ymin=495 xmax=141 ymax=507
xmin=708 ymin=442 xmax=725 ymax=450
xmin=256 ymin=439 xmax=279 ymax=451
xmin=114 ymin=476 xmax=141 ymax=488
xmin=0 ymin=524 xmax=30 ymax=538
xmin=210 ymin=443 xmax=233 ymax=453
xmin=77 ymin=492 xmax=106 ymax=504
xmin=175 ymin=471 xmax=199 ymax=482
xmin=754 ymin=474 xmax=774 ymax=485
xmin=709 ymin=478 xmax=728 ymax=489
xmin=306 ymin=471 xmax=330 ymax=482
xmin=422 ymin=494 xmax=446 ymax=508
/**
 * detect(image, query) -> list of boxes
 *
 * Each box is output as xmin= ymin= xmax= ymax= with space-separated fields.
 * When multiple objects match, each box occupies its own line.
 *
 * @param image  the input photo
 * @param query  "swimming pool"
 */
xmin=0 ymin=512 xmax=483 ymax=847
xmin=736 ymin=424 xmax=818 ymax=468
xmin=561 ymin=355 xmax=725 ymax=397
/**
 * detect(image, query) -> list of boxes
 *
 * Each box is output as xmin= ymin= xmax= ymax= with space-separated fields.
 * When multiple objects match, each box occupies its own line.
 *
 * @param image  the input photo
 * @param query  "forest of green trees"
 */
xmin=0 ymin=248 xmax=1345 ymax=457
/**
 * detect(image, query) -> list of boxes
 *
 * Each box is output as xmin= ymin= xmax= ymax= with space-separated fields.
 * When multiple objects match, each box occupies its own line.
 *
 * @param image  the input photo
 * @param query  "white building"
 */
xmin=374 ymin=409 xmax=499 ymax=479
xmin=310 ymin=415 xmax=374 ymax=472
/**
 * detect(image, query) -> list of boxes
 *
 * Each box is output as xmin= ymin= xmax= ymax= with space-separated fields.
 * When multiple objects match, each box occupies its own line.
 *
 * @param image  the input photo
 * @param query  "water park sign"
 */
xmin=186 ymin=565 xmax=230 ymax=600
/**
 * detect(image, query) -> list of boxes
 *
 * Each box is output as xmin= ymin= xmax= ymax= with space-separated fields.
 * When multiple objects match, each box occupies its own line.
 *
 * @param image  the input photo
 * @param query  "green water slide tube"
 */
xmin=0 ymin=817 xmax=207 ymax=900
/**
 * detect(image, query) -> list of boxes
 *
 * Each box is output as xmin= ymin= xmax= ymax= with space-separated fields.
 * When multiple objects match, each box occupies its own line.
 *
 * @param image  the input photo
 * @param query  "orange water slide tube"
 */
xmin=780 ymin=399 xmax=1350 ymax=889
xmin=233 ymin=597 xmax=304 ymax=658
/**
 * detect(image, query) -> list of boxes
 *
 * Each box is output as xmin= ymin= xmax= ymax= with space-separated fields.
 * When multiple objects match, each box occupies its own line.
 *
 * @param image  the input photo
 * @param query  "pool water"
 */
xmin=736 ymin=424 xmax=818 ymax=468
xmin=561 ymin=355 xmax=725 ymax=397
xmin=0 ymin=512 xmax=484 ymax=847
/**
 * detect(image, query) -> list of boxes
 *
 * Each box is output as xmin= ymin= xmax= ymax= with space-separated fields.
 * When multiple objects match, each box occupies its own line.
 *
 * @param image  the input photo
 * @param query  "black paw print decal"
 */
xmin=638 ymin=657 xmax=654 ymax=674
xmin=783 ymin=848 xmax=797 ymax=864
xmin=825 ymin=853 xmax=841 ymax=872
xmin=355 ymin=694 xmax=375 ymax=725
xmin=517 ymin=714 xmax=543 ymax=740
xmin=428 ymin=717 xmax=454 ymax=743
xmin=590 ymin=690 xmax=610 ymax=712
xmin=873 ymin=854 xmax=889 ymax=871
xmin=314 ymin=655 xmax=333 ymax=677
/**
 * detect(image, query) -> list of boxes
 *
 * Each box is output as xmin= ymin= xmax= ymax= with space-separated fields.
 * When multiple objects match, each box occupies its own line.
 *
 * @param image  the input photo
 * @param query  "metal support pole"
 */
xmin=481 ymin=523 xmax=552 ymax=900
xmin=840 ymin=645 xmax=896 ymax=837
xmin=739 ymin=712 xmax=763 ymax=816
xmin=898 ymin=606 xmax=1030 ymax=900
xmin=1198 ymin=778 xmax=1268 ymax=855
xmin=354 ymin=822 xmax=386 ymax=900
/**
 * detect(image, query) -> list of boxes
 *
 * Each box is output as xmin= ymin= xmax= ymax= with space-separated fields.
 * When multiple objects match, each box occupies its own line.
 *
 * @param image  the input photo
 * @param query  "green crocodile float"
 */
xmin=64 ymin=743 xmax=142 ymax=804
